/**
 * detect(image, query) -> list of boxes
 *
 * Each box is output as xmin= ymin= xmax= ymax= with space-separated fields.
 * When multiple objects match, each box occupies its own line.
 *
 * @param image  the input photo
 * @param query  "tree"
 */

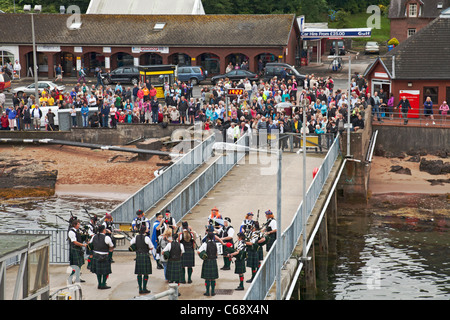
xmin=298 ymin=0 xmax=329 ymax=22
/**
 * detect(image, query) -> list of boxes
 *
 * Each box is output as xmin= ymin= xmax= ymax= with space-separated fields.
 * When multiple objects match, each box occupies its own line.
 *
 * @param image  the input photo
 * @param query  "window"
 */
xmin=446 ymin=87 xmax=450 ymax=104
xmin=407 ymin=28 xmax=416 ymax=38
xmin=423 ymin=87 xmax=439 ymax=104
xmin=409 ymin=3 xmax=418 ymax=17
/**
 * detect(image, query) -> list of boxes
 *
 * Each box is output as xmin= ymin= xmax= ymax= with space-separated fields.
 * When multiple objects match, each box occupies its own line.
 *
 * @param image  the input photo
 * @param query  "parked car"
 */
xmin=211 ymin=69 xmax=259 ymax=85
xmin=177 ymin=66 xmax=207 ymax=85
xmin=263 ymin=62 xmax=305 ymax=85
xmin=0 ymin=72 xmax=11 ymax=91
xmin=364 ymin=41 xmax=380 ymax=54
xmin=329 ymin=40 xmax=346 ymax=56
xmin=102 ymin=66 xmax=140 ymax=85
xmin=12 ymin=81 xmax=65 ymax=96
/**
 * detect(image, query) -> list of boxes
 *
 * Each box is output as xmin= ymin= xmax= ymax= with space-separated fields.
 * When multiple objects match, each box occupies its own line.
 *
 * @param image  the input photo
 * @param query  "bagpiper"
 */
xmin=226 ymin=232 xmax=247 ymax=290
xmin=262 ymin=210 xmax=277 ymax=252
xmin=129 ymin=224 xmax=154 ymax=294
xmin=245 ymin=221 xmax=265 ymax=283
xmin=67 ymin=219 xmax=87 ymax=284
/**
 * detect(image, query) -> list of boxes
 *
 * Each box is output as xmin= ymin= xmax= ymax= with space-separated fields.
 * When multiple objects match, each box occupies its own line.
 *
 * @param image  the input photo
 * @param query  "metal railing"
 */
xmin=110 ymin=132 xmax=216 ymax=224
xmin=244 ymin=133 xmax=341 ymax=300
xmin=147 ymin=133 xmax=249 ymax=226
xmin=10 ymin=228 xmax=69 ymax=265
xmin=372 ymin=111 xmax=449 ymax=127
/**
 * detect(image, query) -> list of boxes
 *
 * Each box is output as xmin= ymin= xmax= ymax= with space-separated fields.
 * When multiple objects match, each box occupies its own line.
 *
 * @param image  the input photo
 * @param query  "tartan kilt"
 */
xmin=69 ymin=246 xmax=85 ymax=267
xmin=134 ymin=252 xmax=152 ymax=275
xmin=246 ymin=249 xmax=259 ymax=269
xmin=266 ymin=234 xmax=276 ymax=252
xmin=234 ymin=257 xmax=246 ymax=274
xmin=90 ymin=253 xmax=112 ymax=275
xmin=166 ymin=259 xmax=182 ymax=282
xmin=181 ymin=247 xmax=195 ymax=268
xmin=201 ymin=259 xmax=219 ymax=280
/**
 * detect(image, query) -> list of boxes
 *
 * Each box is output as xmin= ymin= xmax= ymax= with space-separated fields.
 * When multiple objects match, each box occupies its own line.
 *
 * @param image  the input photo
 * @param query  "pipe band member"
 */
xmin=178 ymin=221 xmax=196 ymax=284
xmin=198 ymin=232 xmax=220 ymax=296
xmin=68 ymin=219 xmax=87 ymax=284
xmin=220 ymin=217 xmax=235 ymax=270
xmin=86 ymin=215 xmax=99 ymax=270
xmin=239 ymin=212 xmax=255 ymax=235
xmin=162 ymin=232 xmax=185 ymax=293
xmin=132 ymin=209 xmax=150 ymax=236
xmin=246 ymin=221 xmax=265 ymax=283
xmin=129 ymin=224 xmax=154 ymax=294
xmin=160 ymin=209 xmax=177 ymax=235
xmin=263 ymin=210 xmax=277 ymax=252
xmin=102 ymin=213 xmax=121 ymax=262
xmin=227 ymin=232 xmax=247 ymax=291
xmin=89 ymin=225 xmax=114 ymax=290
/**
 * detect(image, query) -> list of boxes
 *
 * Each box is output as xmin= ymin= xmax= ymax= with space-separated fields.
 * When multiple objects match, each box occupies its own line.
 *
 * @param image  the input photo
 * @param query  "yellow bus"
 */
xmin=138 ymin=65 xmax=177 ymax=99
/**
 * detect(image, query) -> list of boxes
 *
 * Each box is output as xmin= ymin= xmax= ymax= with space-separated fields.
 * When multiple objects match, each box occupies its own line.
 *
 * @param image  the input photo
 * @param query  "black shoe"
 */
xmin=235 ymin=286 xmax=244 ymax=291
xmin=142 ymin=289 xmax=151 ymax=294
xmin=246 ymin=279 xmax=253 ymax=283
xmin=188 ymin=279 xmax=192 ymax=284
xmin=99 ymin=285 xmax=111 ymax=290
xmin=204 ymin=292 xmax=210 ymax=296
xmin=220 ymin=266 xmax=230 ymax=270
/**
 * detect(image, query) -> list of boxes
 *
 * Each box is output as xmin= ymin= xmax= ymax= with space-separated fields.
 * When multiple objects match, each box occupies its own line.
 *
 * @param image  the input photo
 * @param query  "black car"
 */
xmin=102 ymin=66 xmax=140 ymax=85
xmin=263 ymin=62 xmax=305 ymax=85
xmin=329 ymin=40 xmax=346 ymax=56
xmin=211 ymin=69 xmax=259 ymax=85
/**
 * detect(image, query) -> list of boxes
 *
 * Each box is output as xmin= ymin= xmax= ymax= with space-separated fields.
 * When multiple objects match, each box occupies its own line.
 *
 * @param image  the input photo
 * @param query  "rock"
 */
xmin=407 ymin=155 xmax=421 ymax=162
xmin=0 ymin=158 xmax=58 ymax=199
xmin=389 ymin=165 xmax=411 ymax=175
xmin=427 ymin=179 xmax=450 ymax=186
xmin=419 ymin=158 xmax=450 ymax=175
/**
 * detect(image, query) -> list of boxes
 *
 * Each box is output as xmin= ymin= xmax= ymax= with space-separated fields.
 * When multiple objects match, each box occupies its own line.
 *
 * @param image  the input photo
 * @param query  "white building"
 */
xmin=86 ymin=0 xmax=205 ymax=15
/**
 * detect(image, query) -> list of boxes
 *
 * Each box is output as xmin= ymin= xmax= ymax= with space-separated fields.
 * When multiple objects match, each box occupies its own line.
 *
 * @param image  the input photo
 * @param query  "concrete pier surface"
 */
xmin=4 ymin=152 xmax=325 ymax=301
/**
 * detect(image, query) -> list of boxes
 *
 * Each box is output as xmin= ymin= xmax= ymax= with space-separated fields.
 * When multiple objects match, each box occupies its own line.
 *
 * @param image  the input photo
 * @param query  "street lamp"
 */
xmin=23 ymin=4 xmax=41 ymax=107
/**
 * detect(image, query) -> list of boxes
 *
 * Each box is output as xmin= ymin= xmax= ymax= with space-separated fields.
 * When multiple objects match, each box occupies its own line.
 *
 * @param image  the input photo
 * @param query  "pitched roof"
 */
xmin=389 ymin=0 xmax=450 ymax=19
xmin=365 ymin=14 xmax=450 ymax=80
xmin=0 ymin=13 xmax=296 ymax=47
xmin=86 ymin=0 xmax=205 ymax=15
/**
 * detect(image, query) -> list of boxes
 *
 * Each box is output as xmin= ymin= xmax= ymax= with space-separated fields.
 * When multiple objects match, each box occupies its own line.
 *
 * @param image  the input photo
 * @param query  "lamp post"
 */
xmin=23 ymin=4 xmax=41 ymax=107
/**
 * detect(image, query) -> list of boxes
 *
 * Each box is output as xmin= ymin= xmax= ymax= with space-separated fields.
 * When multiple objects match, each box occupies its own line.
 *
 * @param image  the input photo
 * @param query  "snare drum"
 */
xmin=113 ymin=234 xmax=126 ymax=246
xmin=216 ymin=243 xmax=223 ymax=255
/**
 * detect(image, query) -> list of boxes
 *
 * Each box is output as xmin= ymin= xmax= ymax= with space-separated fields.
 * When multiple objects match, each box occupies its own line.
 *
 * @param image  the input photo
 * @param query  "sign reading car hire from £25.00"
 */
xmin=301 ymin=28 xmax=372 ymax=40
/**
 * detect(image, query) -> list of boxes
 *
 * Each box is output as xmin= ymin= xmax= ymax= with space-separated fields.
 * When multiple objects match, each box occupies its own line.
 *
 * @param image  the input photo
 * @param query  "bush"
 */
xmin=388 ymin=38 xmax=399 ymax=46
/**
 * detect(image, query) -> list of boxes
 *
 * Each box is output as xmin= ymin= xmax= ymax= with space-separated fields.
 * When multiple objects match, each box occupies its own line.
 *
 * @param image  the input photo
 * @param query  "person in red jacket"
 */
xmin=1 ymin=111 xmax=9 ymax=130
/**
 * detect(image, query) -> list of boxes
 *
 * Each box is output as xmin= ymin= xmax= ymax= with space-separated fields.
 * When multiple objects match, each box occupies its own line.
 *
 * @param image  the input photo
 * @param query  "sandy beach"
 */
xmin=0 ymin=144 xmax=170 ymax=200
xmin=369 ymin=155 xmax=449 ymax=195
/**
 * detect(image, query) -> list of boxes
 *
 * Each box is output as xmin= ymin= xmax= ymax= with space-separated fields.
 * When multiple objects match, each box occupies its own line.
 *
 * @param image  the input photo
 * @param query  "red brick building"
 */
xmin=0 ymin=13 xmax=301 ymax=79
xmin=389 ymin=0 xmax=450 ymax=43
xmin=365 ymin=9 xmax=450 ymax=115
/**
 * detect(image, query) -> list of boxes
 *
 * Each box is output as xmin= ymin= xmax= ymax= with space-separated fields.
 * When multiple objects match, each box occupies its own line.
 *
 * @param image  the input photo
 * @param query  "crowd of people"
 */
xmin=1 ymin=67 xmax=373 ymax=145
xmin=1 ymin=62 xmax=450 ymax=133
xmin=68 ymin=207 xmax=277 ymax=296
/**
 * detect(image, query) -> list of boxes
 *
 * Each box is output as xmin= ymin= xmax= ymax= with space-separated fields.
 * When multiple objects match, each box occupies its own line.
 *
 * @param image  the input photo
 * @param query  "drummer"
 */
xmin=102 ymin=213 xmax=121 ymax=263
xmin=131 ymin=209 xmax=150 ymax=236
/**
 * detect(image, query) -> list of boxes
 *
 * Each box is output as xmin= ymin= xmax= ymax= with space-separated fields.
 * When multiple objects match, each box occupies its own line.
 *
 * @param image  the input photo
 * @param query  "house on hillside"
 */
xmin=389 ymin=0 xmax=450 ymax=42
xmin=365 ymin=8 xmax=450 ymax=116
